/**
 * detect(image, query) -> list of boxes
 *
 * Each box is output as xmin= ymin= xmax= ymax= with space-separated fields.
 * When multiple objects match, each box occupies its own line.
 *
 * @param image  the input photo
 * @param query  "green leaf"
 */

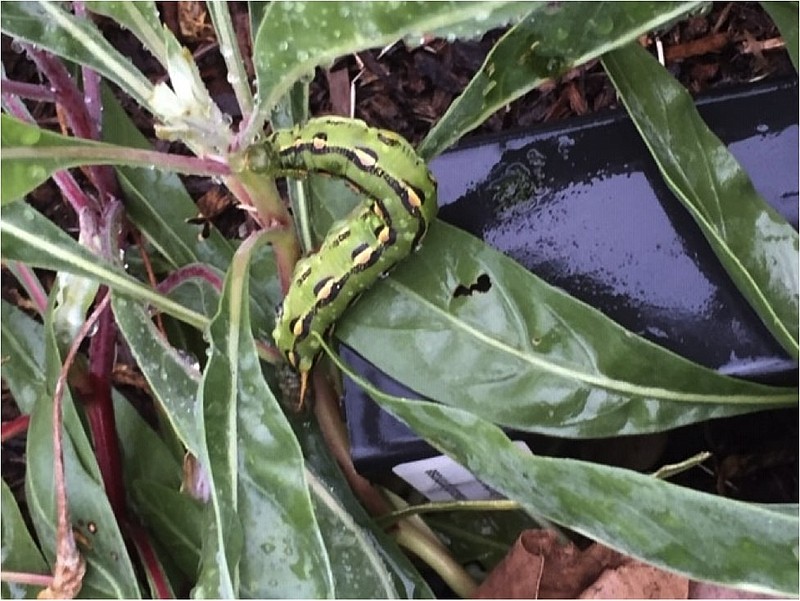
xmin=1 ymin=299 xmax=45 ymax=414
xmin=327 ymin=344 xmax=799 ymax=596
xmin=130 ymin=481 xmax=203 ymax=581
xmin=295 ymin=419 xmax=435 ymax=598
xmin=24 ymin=296 xmax=141 ymax=598
xmin=0 ymin=115 xmax=130 ymax=203
xmin=1 ymin=479 xmax=49 ymax=599
xmin=112 ymin=294 xmax=203 ymax=454
xmin=194 ymin=231 xmax=333 ymax=597
xmin=86 ymin=2 xmax=168 ymax=65
xmin=418 ymin=1 xmax=704 ymax=159
xmin=0 ymin=1 xmax=154 ymax=108
xmin=308 ymin=471 xmax=398 ymax=598
xmin=761 ymin=1 xmax=799 ymax=71
xmin=338 ymin=222 xmax=796 ymax=438
xmin=602 ymin=43 xmax=799 ymax=358
xmin=247 ymin=1 xmax=534 ymax=141
xmin=0 ymin=202 xmax=208 ymax=330
xmin=112 ymin=392 xmax=203 ymax=582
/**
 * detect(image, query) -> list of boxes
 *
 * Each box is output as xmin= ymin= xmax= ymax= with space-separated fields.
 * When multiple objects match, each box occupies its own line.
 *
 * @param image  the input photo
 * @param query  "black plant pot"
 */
xmin=340 ymin=78 xmax=799 ymax=491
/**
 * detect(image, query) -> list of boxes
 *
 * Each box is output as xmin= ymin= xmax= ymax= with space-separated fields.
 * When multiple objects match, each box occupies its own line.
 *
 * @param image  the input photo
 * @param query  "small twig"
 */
xmin=0 ymin=570 xmax=54 ymax=589
xmin=378 ymin=499 xmax=522 ymax=527
xmin=651 ymin=451 xmax=713 ymax=480
xmin=9 ymin=262 xmax=49 ymax=315
xmin=45 ymin=291 xmax=112 ymax=599
xmin=740 ymin=36 xmax=786 ymax=56
xmin=712 ymin=2 xmax=734 ymax=34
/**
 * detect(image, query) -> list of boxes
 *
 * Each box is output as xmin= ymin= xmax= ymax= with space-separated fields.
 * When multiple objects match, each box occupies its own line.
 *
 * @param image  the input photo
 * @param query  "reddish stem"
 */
xmin=1 ymin=414 xmax=31 ymax=442
xmin=24 ymin=45 xmax=117 ymax=203
xmin=157 ymin=264 xmax=224 ymax=295
xmin=83 ymin=296 xmax=127 ymax=519
xmin=0 ymin=79 xmax=56 ymax=103
xmin=126 ymin=522 xmax=174 ymax=599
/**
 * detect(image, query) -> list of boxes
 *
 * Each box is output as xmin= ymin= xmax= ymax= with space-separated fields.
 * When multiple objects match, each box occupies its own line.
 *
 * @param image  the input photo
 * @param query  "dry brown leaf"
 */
xmin=178 ymin=1 xmax=216 ymax=43
xmin=473 ymin=529 xmax=622 ymax=599
xmin=580 ymin=561 xmax=689 ymax=599
xmin=473 ymin=529 xmax=695 ymax=599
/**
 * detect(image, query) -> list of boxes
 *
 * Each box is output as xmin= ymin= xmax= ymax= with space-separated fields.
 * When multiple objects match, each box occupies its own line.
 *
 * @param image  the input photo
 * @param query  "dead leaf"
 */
xmin=472 ymin=529 xmax=622 ymax=599
xmin=580 ymin=561 xmax=688 ymax=599
xmin=473 ymin=529 xmax=693 ymax=599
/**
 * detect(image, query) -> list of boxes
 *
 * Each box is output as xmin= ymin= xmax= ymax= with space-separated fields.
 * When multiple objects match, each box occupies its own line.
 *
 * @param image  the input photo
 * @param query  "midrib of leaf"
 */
xmin=37 ymin=0 xmax=153 ymax=105
xmin=118 ymin=3 xmax=167 ymax=60
xmin=1 ymin=327 xmax=44 ymax=381
xmin=25 ymin=457 xmax=128 ymax=598
xmin=1 ymin=219 xmax=208 ymax=330
xmin=603 ymin=56 xmax=799 ymax=357
xmin=651 ymin=134 xmax=794 ymax=354
xmin=384 ymin=279 xmax=794 ymax=405
xmin=306 ymin=470 xmax=396 ymax=598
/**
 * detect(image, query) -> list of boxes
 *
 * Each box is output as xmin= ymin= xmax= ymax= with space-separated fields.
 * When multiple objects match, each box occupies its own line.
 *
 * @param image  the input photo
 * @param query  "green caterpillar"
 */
xmin=244 ymin=116 xmax=438 ymax=398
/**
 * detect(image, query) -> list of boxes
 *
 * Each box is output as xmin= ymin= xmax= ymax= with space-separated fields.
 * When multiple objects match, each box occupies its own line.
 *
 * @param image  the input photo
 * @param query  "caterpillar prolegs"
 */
xmin=244 ymin=117 xmax=438 ymax=399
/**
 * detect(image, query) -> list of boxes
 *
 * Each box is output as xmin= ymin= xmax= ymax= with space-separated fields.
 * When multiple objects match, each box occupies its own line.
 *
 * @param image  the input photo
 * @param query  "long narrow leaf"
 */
xmin=602 ymin=43 xmax=799 ymax=358
xmin=194 ymin=230 xmax=333 ymax=597
xmin=418 ymin=1 xmax=703 ymax=159
xmin=245 ymin=1 xmax=534 ymax=142
xmin=86 ymin=2 xmax=168 ymax=65
xmin=325 ymin=340 xmax=799 ymax=596
xmin=24 ymin=297 xmax=141 ymax=598
xmin=337 ymin=222 xmax=796 ymax=438
xmin=0 ymin=114 xmax=225 ymax=203
xmin=0 ymin=202 xmax=208 ymax=330
xmin=1 ymin=300 xmax=45 ymax=414
xmin=1 ymin=480 xmax=49 ymax=599
xmin=111 ymin=295 xmax=203 ymax=454
xmin=1 ymin=1 xmax=154 ymax=108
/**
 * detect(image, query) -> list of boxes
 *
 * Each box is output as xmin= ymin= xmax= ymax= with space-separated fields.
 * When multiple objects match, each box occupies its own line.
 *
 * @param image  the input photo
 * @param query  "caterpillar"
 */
xmin=244 ymin=116 xmax=438 ymax=400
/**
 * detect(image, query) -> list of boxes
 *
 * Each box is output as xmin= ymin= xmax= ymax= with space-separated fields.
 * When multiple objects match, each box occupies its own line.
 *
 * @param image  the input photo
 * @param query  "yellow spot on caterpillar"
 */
xmin=353 ymin=147 xmax=377 ymax=168
xmin=292 ymin=317 xmax=305 ymax=337
xmin=404 ymin=184 xmax=423 ymax=209
xmin=315 ymin=279 xmax=337 ymax=301
xmin=372 ymin=202 xmax=386 ymax=220
xmin=287 ymin=350 xmax=297 ymax=368
xmin=377 ymin=226 xmax=392 ymax=244
xmin=311 ymin=136 xmax=327 ymax=151
xmin=353 ymin=246 xmax=376 ymax=266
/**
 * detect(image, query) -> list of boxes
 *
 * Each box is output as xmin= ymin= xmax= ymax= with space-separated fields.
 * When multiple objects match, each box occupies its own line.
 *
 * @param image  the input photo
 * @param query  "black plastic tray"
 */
xmin=341 ymin=78 xmax=799 ymax=477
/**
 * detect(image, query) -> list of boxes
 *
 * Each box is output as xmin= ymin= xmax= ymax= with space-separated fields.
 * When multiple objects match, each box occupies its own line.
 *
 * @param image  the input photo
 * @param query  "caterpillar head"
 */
xmin=239 ymin=142 xmax=282 ymax=175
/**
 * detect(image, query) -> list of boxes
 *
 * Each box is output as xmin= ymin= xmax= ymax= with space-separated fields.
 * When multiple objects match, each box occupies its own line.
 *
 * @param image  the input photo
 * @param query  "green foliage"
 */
xmin=1 ymin=1 xmax=797 ymax=598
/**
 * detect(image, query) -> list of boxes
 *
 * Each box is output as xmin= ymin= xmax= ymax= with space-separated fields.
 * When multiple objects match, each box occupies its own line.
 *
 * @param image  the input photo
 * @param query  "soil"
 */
xmin=1 ymin=0 xmax=797 ymax=572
